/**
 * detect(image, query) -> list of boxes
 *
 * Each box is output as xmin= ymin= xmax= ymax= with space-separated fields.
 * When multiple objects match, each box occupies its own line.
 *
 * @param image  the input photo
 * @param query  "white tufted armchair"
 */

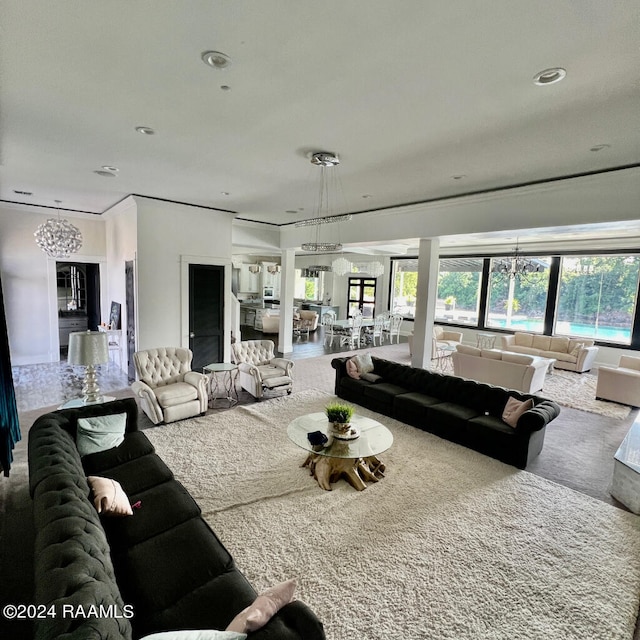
xmin=231 ymin=340 xmax=293 ymax=400
xmin=131 ymin=347 xmax=208 ymax=424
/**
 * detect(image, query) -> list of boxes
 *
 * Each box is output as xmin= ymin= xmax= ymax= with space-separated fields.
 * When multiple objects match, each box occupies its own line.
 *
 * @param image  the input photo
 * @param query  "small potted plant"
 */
xmin=325 ymin=402 xmax=354 ymax=434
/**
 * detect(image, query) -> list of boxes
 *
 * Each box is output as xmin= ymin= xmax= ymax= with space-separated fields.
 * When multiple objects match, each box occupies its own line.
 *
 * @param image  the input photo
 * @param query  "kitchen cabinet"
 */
xmin=59 ymin=316 xmax=88 ymax=347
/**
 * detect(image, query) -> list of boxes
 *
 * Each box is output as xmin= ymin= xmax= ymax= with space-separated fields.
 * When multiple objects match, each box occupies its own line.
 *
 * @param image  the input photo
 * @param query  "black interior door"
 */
xmin=189 ymin=264 xmax=224 ymax=370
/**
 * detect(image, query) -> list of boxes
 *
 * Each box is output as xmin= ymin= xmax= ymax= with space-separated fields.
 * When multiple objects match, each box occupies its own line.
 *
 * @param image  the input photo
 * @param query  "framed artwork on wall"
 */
xmin=109 ymin=301 xmax=121 ymax=330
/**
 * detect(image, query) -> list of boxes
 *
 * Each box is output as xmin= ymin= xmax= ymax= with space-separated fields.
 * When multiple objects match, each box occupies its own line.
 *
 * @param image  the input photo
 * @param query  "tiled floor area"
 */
xmin=12 ymin=326 xmax=407 ymax=412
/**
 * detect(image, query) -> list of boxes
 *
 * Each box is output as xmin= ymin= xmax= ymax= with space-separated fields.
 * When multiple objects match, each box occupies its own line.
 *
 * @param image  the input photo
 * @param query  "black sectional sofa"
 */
xmin=332 ymin=356 xmax=560 ymax=468
xmin=28 ymin=398 xmax=325 ymax=640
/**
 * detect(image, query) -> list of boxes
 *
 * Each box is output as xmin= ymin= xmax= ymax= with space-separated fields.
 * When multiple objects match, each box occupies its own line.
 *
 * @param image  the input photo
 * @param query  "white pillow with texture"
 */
xmin=353 ymin=353 xmax=374 ymax=374
xmin=76 ymin=412 xmax=127 ymax=457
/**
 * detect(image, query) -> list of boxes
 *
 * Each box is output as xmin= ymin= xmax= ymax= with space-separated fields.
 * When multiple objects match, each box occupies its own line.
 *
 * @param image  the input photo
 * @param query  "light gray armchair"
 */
xmin=231 ymin=339 xmax=293 ymax=400
xmin=131 ymin=347 xmax=208 ymax=424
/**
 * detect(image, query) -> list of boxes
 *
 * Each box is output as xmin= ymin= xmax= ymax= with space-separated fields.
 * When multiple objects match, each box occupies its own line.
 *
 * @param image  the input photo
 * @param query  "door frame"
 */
xmin=347 ymin=276 xmax=378 ymax=318
xmin=180 ymin=255 xmax=232 ymax=363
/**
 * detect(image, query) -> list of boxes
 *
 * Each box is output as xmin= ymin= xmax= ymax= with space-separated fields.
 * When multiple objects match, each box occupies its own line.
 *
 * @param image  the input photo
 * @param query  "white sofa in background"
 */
xmin=596 ymin=355 xmax=640 ymax=407
xmin=500 ymin=332 xmax=598 ymax=373
xmin=452 ymin=344 xmax=553 ymax=394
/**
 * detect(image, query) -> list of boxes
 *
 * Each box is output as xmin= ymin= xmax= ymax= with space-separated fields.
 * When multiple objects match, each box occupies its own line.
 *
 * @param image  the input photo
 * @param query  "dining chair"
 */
xmin=384 ymin=313 xmax=403 ymax=344
xmin=321 ymin=312 xmax=342 ymax=347
xmin=340 ymin=314 xmax=364 ymax=349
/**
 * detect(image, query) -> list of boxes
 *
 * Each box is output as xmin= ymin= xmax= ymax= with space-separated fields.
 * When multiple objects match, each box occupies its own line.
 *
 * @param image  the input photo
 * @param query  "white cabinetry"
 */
xmin=239 ymin=265 xmax=260 ymax=293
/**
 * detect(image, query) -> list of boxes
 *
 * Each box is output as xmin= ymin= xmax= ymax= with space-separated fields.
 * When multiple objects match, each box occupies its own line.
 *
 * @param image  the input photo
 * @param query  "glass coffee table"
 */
xmin=287 ymin=412 xmax=393 ymax=491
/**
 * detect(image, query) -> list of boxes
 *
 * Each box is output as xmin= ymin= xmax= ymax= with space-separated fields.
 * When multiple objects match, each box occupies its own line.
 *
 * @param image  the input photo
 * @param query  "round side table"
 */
xmin=203 ymin=363 xmax=239 ymax=408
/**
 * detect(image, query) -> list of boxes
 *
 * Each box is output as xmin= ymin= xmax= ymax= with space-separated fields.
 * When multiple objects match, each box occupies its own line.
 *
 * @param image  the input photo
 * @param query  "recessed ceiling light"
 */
xmin=220 ymin=85 xmax=231 ymax=91
xmin=94 ymin=170 xmax=116 ymax=178
xmin=533 ymin=67 xmax=566 ymax=85
xmin=590 ymin=144 xmax=611 ymax=152
xmin=285 ymin=210 xmax=298 ymax=214
xmin=452 ymin=174 xmax=466 ymax=180
xmin=201 ymin=50 xmax=232 ymax=69
xmin=102 ymin=165 xmax=119 ymax=172
xmin=135 ymin=126 xmax=155 ymax=135
xmin=221 ymin=191 xmax=230 ymax=196
xmin=14 ymin=189 xmax=33 ymax=196
xmin=362 ymin=194 xmax=373 ymax=199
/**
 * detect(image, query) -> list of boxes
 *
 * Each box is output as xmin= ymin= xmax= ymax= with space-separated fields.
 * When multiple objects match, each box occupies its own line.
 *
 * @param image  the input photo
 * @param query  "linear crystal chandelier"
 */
xmin=300 ymin=152 xmax=344 ymax=253
xmin=34 ymin=200 xmax=83 ymax=258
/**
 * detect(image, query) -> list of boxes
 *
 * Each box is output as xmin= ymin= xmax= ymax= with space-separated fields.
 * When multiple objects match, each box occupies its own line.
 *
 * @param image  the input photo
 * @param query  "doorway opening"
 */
xmin=56 ymin=262 xmax=101 ymax=358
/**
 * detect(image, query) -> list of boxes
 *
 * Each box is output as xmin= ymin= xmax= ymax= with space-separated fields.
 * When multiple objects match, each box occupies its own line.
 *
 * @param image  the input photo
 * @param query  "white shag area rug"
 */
xmin=146 ymin=389 xmax=640 ymax=640
xmin=540 ymin=369 xmax=631 ymax=419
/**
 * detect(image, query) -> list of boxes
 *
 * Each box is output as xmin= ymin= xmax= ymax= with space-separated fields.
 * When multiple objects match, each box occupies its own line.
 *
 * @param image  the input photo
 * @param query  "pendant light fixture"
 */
xmin=34 ymin=200 xmax=83 ymax=258
xmin=300 ymin=152 xmax=344 ymax=253
xmin=491 ymin=240 xmax=546 ymax=281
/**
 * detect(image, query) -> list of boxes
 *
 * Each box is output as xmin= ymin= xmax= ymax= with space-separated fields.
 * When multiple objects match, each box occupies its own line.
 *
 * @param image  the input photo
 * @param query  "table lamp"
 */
xmin=68 ymin=330 xmax=109 ymax=404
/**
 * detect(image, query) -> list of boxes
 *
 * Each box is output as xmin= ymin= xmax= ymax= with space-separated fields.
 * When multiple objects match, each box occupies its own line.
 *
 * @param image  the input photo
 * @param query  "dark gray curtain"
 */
xmin=0 ymin=273 xmax=20 ymax=477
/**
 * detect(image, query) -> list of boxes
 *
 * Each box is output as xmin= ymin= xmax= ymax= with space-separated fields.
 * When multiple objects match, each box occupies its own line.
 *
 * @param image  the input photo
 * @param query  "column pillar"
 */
xmin=278 ymin=249 xmax=296 ymax=355
xmin=411 ymin=238 xmax=440 ymax=369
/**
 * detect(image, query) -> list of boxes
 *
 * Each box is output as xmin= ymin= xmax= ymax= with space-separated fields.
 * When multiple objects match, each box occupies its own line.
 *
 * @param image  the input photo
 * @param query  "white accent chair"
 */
xmin=231 ymin=340 xmax=293 ymax=400
xmin=596 ymin=356 xmax=640 ymax=407
xmin=131 ymin=347 xmax=208 ymax=424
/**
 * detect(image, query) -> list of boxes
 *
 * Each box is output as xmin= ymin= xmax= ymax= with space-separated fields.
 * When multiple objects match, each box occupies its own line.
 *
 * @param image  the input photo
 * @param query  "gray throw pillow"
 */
xmin=76 ymin=412 xmax=127 ymax=457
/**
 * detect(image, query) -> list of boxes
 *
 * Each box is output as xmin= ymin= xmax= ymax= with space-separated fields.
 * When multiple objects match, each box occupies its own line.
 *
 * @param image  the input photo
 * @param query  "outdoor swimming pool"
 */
xmin=489 ymin=318 xmax=630 ymax=343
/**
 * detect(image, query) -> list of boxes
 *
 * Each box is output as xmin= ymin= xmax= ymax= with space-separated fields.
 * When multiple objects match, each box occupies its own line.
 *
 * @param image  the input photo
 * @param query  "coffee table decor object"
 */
xmin=325 ymin=402 xmax=360 ymax=440
xmin=287 ymin=412 xmax=394 ymax=491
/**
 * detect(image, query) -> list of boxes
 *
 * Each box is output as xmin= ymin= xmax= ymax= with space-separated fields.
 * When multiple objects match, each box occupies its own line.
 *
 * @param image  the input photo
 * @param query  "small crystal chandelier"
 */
xmin=34 ymin=200 xmax=83 ymax=258
xmin=301 ymin=152 xmax=343 ymax=253
xmin=332 ymin=256 xmax=353 ymax=276
xmin=491 ymin=241 xmax=545 ymax=281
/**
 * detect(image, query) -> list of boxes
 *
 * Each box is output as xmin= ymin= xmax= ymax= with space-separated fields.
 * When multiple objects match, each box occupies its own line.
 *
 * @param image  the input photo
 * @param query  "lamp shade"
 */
xmin=68 ymin=331 xmax=109 ymax=366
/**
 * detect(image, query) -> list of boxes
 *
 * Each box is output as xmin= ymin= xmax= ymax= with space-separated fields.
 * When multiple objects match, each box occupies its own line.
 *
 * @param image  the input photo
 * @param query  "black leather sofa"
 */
xmin=28 ymin=398 xmax=325 ymax=640
xmin=331 ymin=356 xmax=560 ymax=469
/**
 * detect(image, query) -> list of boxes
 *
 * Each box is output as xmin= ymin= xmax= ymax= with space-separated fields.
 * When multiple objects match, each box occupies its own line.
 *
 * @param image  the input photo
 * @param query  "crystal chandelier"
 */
xmin=491 ymin=242 xmax=545 ymax=281
xmin=34 ymin=201 xmax=83 ymax=258
xmin=332 ymin=256 xmax=353 ymax=276
xmin=301 ymin=152 xmax=343 ymax=252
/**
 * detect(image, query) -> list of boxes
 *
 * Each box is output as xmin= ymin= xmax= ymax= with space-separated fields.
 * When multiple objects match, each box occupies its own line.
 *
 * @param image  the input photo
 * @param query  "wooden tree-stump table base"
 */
xmin=302 ymin=453 xmax=386 ymax=491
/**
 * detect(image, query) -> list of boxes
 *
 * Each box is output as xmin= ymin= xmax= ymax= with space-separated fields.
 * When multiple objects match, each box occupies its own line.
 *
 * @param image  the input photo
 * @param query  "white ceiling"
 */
xmin=1 ymin=1 xmax=639 ymax=250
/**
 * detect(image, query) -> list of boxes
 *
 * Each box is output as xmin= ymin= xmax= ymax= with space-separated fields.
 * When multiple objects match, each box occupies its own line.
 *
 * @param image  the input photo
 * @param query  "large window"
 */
xmin=555 ymin=256 xmax=639 ymax=344
xmin=391 ymin=252 xmax=640 ymax=348
xmin=390 ymin=259 xmax=418 ymax=318
xmin=485 ymin=256 xmax=550 ymax=332
xmin=435 ymin=258 xmax=483 ymax=325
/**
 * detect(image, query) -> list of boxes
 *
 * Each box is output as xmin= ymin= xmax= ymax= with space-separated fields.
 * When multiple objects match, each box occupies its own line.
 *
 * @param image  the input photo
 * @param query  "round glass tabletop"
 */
xmin=287 ymin=412 xmax=393 ymax=459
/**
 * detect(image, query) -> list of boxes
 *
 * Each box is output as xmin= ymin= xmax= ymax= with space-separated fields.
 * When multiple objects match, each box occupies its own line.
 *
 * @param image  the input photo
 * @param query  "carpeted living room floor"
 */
xmin=2 ymin=343 xmax=639 ymax=638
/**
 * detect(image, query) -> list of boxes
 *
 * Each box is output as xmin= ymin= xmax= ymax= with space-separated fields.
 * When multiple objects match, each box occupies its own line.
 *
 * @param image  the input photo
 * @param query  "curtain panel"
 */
xmin=0 ymin=273 xmax=20 ymax=476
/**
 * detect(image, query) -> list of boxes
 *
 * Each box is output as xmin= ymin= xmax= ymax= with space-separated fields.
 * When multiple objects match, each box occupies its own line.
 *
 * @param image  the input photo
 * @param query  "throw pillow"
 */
xmin=570 ymin=342 xmax=585 ymax=356
xmin=353 ymin=352 xmax=374 ymax=374
xmin=87 ymin=476 xmax=133 ymax=516
xmin=76 ymin=412 xmax=127 ymax=457
xmin=140 ymin=631 xmax=247 ymax=640
xmin=502 ymin=397 xmax=534 ymax=429
xmin=346 ymin=358 xmax=360 ymax=379
xmin=226 ymin=579 xmax=296 ymax=633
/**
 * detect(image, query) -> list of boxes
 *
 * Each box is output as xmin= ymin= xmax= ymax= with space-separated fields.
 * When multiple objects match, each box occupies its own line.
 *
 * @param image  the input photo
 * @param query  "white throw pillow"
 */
xmin=353 ymin=353 xmax=374 ymax=374
xmin=87 ymin=476 xmax=133 ymax=517
xmin=76 ymin=412 xmax=127 ymax=457
xmin=140 ymin=631 xmax=247 ymax=640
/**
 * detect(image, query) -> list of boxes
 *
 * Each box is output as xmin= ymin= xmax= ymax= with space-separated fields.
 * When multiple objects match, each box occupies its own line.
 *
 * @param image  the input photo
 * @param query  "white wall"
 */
xmin=134 ymin=197 xmax=234 ymax=354
xmin=103 ymin=196 xmax=138 ymax=371
xmin=0 ymin=204 xmax=106 ymax=365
